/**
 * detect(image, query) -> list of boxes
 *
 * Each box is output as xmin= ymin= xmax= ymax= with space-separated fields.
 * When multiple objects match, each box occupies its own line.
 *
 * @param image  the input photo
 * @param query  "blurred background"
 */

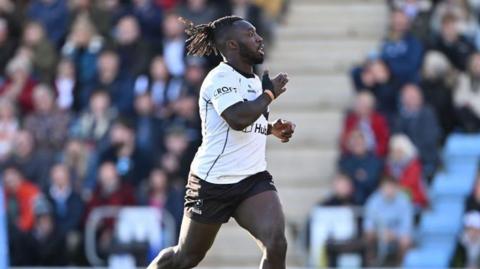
xmin=3 ymin=0 xmax=480 ymax=268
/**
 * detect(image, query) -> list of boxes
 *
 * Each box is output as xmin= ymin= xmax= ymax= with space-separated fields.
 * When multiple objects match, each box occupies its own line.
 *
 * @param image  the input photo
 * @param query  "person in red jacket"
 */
xmin=2 ymin=162 xmax=40 ymax=232
xmin=385 ymin=134 xmax=429 ymax=208
xmin=340 ymin=92 xmax=390 ymax=158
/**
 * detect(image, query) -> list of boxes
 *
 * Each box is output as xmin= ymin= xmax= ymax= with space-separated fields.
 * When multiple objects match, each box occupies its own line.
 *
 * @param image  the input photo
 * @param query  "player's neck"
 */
xmin=224 ymin=58 xmax=254 ymax=77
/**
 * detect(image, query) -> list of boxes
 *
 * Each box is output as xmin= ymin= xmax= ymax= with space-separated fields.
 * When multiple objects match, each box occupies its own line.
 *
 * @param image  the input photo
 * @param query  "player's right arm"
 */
xmin=213 ymin=71 xmax=288 ymax=131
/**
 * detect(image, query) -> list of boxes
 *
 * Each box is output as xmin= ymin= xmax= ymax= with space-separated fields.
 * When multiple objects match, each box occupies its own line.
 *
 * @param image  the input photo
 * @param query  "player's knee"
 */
xmin=264 ymin=233 xmax=288 ymax=259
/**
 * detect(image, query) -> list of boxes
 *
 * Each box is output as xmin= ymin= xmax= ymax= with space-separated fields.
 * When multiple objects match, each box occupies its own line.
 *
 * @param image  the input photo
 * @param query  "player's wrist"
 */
xmin=264 ymin=90 xmax=275 ymax=101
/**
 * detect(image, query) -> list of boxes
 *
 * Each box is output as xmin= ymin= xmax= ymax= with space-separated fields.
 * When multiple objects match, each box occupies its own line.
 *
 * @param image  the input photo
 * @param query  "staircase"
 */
xmin=201 ymin=0 xmax=388 ymax=267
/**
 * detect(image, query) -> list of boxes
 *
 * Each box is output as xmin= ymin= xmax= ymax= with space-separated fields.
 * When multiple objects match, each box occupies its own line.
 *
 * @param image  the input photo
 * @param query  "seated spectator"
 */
xmin=430 ymin=13 xmax=475 ymax=72
xmin=420 ymin=51 xmax=457 ymax=138
xmin=113 ymin=15 xmax=152 ymax=76
xmin=59 ymin=139 xmax=91 ymax=193
xmin=162 ymin=13 xmax=187 ymax=76
xmin=181 ymin=57 xmax=207 ymax=96
xmin=23 ymin=197 xmax=67 ymax=266
xmin=461 ymin=211 xmax=480 ymax=269
xmin=176 ymin=0 xmax=218 ymax=25
xmin=2 ymin=163 xmax=40 ymax=233
xmin=351 ymin=59 xmax=402 ymax=123
xmin=131 ymin=0 xmax=164 ymax=47
xmin=0 ymin=98 xmax=18 ymax=161
xmin=340 ymin=92 xmax=390 ymax=157
xmin=394 ymin=84 xmax=441 ymax=179
xmin=364 ymin=176 xmax=414 ymax=267
xmin=386 ymin=134 xmax=429 ymax=208
xmin=137 ymin=168 xmax=184 ymax=236
xmin=134 ymin=55 xmax=184 ymax=117
xmin=54 ymin=58 xmax=78 ymax=111
xmin=61 ymin=14 xmax=103 ymax=109
xmin=26 ymin=0 xmax=69 ymax=47
xmin=320 ymin=173 xmax=356 ymax=206
xmin=0 ymin=54 xmax=37 ymax=114
xmin=89 ymin=50 xmax=135 ymax=115
xmin=99 ymin=119 xmax=153 ymax=187
xmin=0 ymin=17 xmax=17 ymax=77
xmin=68 ymin=0 xmax=113 ymax=38
xmin=466 ymin=175 xmax=480 ymax=212
xmin=388 ymin=0 xmax=432 ymax=44
xmin=455 ymin=53 xmax=480 ymax=133
xmin=84 ymin=161 xmax=135 ymax=257
xmin=163 ymin=126 xmax=194 ymax=181
xmin=24 ymin=84 xmax=70 ymax=156
xmin=339 ymin=130 xmax=383 ymax=205
xmin=430 ymin=0 xmax=479 ymax=42
xmin=381 ymin=9 xmax=423 ymax=86
xmin=133 ymin=93 xmax=165 ymax=155
xmin=21 ymin=21 xmax=57 ymax=83
xmin=71 ymin=90 xmax=117 ymax=147
xmin=45 ymin=163 xmax=84 ymax=236
xmin=3 ymin=130 xmax=52 ymax=189
xmin=167 ymin=95 xmax=202 ymax=149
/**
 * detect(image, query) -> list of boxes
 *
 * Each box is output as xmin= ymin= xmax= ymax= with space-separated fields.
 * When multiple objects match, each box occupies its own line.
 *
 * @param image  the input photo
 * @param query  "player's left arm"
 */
xmin=267 ymin=119 xmax=296 ymax=143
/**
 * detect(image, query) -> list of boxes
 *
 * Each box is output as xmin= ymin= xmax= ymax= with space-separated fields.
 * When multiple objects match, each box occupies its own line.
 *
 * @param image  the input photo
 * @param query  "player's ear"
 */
xmin=226 ymin=39 xmax=238 ymax=50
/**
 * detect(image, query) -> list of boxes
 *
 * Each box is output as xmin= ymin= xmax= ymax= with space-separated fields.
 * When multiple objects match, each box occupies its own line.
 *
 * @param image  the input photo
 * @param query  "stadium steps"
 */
xmin=199 ymin=0 xmax=387 ymax=267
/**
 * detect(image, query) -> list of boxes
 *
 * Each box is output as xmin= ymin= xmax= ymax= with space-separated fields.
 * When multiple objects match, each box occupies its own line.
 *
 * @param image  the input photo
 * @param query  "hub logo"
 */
xmin=242 ymin=123 xmax=267 ymax=135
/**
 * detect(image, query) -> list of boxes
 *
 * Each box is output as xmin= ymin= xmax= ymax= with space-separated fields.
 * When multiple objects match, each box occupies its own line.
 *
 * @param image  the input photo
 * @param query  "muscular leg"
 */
xmin=147 ymin=215 xmax=221 ymax=269
xmin=233 ymin=191 xmax=287 ymax=269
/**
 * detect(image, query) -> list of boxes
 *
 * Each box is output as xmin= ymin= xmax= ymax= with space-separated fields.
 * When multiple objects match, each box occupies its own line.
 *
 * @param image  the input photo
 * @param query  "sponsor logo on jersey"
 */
xmin=242 ymin=123 xmax=268 ymax=135
xmin=213 ymin=86 xmax=237 ymax=98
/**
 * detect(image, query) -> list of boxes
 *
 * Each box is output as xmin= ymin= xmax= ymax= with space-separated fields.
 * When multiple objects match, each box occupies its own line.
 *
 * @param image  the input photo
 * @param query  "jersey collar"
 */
xmin=222 ymin=62 xmax=256 ymax=79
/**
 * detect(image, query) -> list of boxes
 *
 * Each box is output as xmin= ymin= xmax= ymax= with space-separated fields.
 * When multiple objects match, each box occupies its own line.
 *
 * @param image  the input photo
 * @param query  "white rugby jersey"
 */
xmin=190 ymin=62 xmax=269 ymax=184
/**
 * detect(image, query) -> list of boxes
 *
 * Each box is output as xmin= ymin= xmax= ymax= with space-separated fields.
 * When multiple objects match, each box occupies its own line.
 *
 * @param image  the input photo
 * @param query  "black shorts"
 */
xmin=184 ymin=171 xmax=277 ymax=224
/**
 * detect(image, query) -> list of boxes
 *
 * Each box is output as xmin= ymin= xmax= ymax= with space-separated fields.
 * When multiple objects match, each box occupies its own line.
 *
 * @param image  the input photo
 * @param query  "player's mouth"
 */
xmin=258 ymin=44 xmax=265 ymax=55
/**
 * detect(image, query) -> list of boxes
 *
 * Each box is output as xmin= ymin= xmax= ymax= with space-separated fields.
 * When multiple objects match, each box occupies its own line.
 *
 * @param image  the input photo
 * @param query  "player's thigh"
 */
xmin=176 ymin=215 xmax=222 ymax=256
xmin=233 ymin=190 xmax=286 ymax=248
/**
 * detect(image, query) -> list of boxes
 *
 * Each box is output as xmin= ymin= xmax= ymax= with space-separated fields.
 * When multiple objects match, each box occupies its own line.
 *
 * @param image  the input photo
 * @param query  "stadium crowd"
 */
xmin=0 ymin=0 xmax=287 ymax=266
xmin=312 ymin=0 xmax=480 ymax=267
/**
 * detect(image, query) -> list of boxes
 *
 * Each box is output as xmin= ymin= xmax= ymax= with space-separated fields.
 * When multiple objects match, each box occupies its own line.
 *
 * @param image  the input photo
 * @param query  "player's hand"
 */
xmin=262 ymin=70 xmax=288 ymax=98
xmin=270 ymin=119 xmax=295 ymax=143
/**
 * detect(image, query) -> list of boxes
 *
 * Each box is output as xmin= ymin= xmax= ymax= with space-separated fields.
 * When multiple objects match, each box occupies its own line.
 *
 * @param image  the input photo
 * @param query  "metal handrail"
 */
xmin=84 ymin=206 xmax=177 ymax=266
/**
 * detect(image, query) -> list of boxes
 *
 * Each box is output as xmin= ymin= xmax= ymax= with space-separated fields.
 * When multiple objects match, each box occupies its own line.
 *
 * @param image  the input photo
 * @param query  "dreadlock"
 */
xmin=180 ymin=16 xmax=244 ymax=57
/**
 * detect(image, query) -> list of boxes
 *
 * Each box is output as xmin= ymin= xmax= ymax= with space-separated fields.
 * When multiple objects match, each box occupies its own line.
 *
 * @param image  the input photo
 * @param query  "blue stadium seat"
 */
xmin=444 ymin=133 xmax=480 ymax=157
xmin=403 ymin=245 xmax=453 ymax=268
xmin=431 ymin=172 xmax=476 ymax=197
xmin=419 ymin=207 xmax=463 ymax=235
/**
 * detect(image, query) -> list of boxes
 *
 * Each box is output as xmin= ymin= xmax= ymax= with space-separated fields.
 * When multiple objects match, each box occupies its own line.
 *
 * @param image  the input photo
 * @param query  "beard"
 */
xmin=238 ymin=42 xmax=264 ymax=65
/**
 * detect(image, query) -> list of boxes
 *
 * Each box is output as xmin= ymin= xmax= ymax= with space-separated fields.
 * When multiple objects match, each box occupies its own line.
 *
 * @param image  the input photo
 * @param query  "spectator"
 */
xmin=320 ymin=173 xmax=356 ymax=206
xmin=84 ymin=161 xmax=135 ymax=257
xmin=2 ymin=163 xmax=40 ymax=232
xmin=22 ymin=21 xmax=57 ymax=83
xmin=455 ymin=53 xmax=480 ymax=133
xmin=71 ymin=90 xmax=117 ymax=147
xmin=131 ymin=0 xmax=164 ymax=46
xmin=133 ymin=93 xmax=165 ymax=155
xmin=394 ymin=84 xmax=441 ymax=179
xmin=137 ymin=168 xmax=184 ymax=236
xmin=0 ymin=54 xmax=37 ymax=114
xmin=0 ymin=17 xmax=17 ymax=77
xmin=465 ymin=175 xmax=480 ymax=212
xmin=181 ymin=57 xmax=207 ymax=96
xmin=162 ymin=13 xmax=186 ymax=76
xmin=113 ymin=15 xmax=152 ymax=76
xmin=68 ymin=0 xmax=112 ymax=37
xmin=430 ymin=0 xmax=479 ymax=41
xmin=23 ymin=196 xmax=67 ymax=265
xmin=227 ymin=0 xmax=271 ymax=45
xmin=163 ymin=126 xmax=193 ymax=181
xmin=0 ymin=98 xmax=18 ymax=161
xmin=389 ymin=0 xmax=432 ymax=44
xmin=99 ymin=119 xmax=153 ymax=187
xmin=45 ymin=163 xmax=84 ymax=236
xmin=27 ymin=0 xmax=69 ymax=47
xmin=3 ymin=130 xmax=52 ymax=188
xmin=90 ymin=50 xmax=135 ymax=115
xmin=340 ymin=92 xmax=390 ymax=157
xmin=135 ymin=55 xmax=184 ymax=118
xmin=176 ymin=0 xmax=218 ymax=25
xmin=61 ymin=14 xmax=104 ymax=108
xmin=364 ymin=176 xmax=414 ymax=267
xmin=430 ymin=13 xmax=475 ymax=72
xmin=351 ymin=59 xmax=402 ymax=123
xmin=386 ymin=134 xmax=429 ymax=208
xmin=339 ymin=130 xmax=383 ymax=205
xmin=381 ymin=9 xmax=423 ymax=86
xmin=59 ymin=139 xmax=91 ymax=194
xmin=461 ymin=211 xmax=480 ymax=269
xmin=420 ymin=51 xmax=457 ymax=138
xmin=54 ymin=58 xmax=78 ymax=111
xmin=24 ymin=84 xmax=70 ymax=155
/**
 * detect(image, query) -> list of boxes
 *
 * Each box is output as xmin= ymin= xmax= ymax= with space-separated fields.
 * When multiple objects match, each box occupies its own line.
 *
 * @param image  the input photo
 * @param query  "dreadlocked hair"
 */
xmin=180 ymin=16 xmax=243 ymax=57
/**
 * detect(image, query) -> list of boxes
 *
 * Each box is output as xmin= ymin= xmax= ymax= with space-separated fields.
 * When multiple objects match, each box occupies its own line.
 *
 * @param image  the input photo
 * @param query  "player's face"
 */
xmin=234 ymin=20 xmax=264 ymax=65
